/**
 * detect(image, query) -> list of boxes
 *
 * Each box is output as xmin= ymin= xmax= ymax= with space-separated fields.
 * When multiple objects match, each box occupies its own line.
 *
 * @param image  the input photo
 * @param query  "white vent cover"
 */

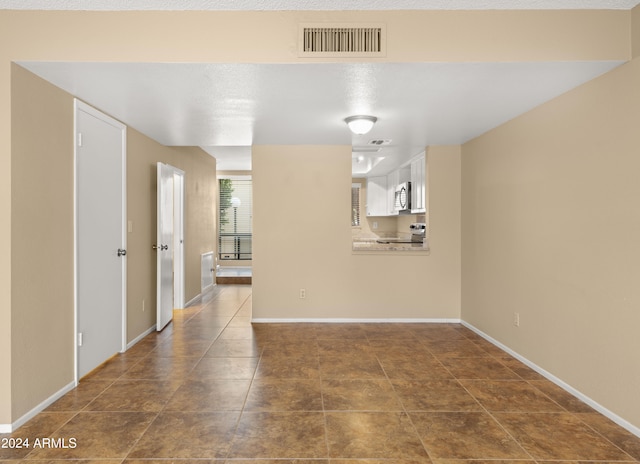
xmin=369 ymin=139 xmax=392 ymax=146
xmin=299 ymin=23 xmax=386 ymax=57
xmin=201 ymin=251 xmax=214 ymax=291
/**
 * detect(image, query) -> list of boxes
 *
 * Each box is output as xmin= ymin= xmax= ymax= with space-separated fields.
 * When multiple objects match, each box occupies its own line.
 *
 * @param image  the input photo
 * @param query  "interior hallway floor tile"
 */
xmin=3 ymin=285 xmax=639 ymax=463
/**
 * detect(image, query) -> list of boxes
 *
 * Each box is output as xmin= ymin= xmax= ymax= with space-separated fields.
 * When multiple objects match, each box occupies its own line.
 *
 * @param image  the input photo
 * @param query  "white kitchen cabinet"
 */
xmin=366 ymin=176 xmax=388 ymax=217
xmin=386 ymin=170 xmax=399 ymax=216
xmin=410 ymin=153 xmax=426 ymax=213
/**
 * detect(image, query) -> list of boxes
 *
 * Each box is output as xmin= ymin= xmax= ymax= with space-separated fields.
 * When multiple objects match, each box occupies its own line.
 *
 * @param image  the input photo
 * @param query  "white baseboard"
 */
xmin=185 ymin=292 xmax=203 ymax=308
xmin=1 ymin=325 xmax=157 ymax=433
xmin=2 ymin=323 xmax=157 ymax=433
xmin=251 ymin=318 xmax=461 ymax=323
xmin=0 ymin=380 xmax=76 ymax=433
xmin=185 ymin=284 xmax=220 ymax=309
xmin=126 ymin=325 xmax=156 ymax=350
xmin=461 ymin=321 xmax=640 ymax=439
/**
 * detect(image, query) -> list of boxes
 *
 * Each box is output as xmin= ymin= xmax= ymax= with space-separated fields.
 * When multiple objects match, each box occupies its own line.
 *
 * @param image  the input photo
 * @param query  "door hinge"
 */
xmin=78 ymin=332 xmax=83 ymax=347
xmin=77 ymin=133 xmax=83 ymax=147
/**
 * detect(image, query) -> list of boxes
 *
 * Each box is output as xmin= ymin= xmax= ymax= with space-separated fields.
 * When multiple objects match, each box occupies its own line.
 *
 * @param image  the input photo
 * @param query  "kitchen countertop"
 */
xmin=352 ymin=237 xmax=430 ymax=254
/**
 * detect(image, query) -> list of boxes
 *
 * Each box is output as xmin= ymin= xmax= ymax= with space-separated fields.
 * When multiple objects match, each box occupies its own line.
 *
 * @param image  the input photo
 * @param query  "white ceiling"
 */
xmin=19 ymin=60 xmax=623 ymax=174
xmin=9 ymin=0 xmax=637 ymax=173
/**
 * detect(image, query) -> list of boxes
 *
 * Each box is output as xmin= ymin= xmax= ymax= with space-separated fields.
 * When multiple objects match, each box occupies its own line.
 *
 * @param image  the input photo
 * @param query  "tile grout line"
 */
xmin=435 ymin=331 xmax=538 ymax=462
xmin=12 ymin=288 xmax=640 ymax=463
xmin=125 ymin=285 xmax=249 ymax=462
xmin=475 ymin=344 xmax=637 ymax=462
xmin=455 ymin=377 xmax=537 ymax=461
xmin=318 ymin=338 xmax=331 ymax=460
xmin=373 ymin=336 xmax=437 ymax=463
xmin=213 ymin=286 xmax=259 ymax=461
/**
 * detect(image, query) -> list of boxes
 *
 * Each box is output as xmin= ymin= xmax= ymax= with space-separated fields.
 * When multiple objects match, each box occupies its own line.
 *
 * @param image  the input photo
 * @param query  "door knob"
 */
xmin=117 ymin=249 xmax=127 ymax=257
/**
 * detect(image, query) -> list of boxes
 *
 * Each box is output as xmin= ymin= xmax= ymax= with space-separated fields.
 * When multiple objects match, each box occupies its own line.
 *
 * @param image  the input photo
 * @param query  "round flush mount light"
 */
xmin=345 ymin=115 xmax=377 ymax=135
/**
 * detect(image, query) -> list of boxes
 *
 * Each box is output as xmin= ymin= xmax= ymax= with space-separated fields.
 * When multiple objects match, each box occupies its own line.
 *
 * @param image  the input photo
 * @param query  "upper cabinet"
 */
xmin=366 ymin=175 xmax=388 ymax=217
xmin=386 ymin=170 xmax=399 ymax=216
xmin=365 ymin=152 xmax=426 ymax=217
xmin=410 ymin=153 xmax=426 ymax=213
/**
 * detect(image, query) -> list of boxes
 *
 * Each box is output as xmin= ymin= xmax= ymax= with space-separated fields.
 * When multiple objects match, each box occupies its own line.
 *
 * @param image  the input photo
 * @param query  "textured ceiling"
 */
xmin=7 ymin=0 xmax=638 ymax=171
xmin=2 ymin=0 xmax=640 ymax=9
xmin=20 ymin=60 xmax=623 ymax=173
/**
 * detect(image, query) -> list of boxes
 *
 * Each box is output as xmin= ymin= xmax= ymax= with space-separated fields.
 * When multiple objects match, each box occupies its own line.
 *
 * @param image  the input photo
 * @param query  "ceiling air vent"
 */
xmin=368 ymin=139 xmax=392 ymax=146
xmin=299 ymin=23 xmax=386 ymax=57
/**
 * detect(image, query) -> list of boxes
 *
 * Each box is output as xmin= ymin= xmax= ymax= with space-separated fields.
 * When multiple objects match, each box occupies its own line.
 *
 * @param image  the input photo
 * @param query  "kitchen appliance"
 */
xmin=376 ymin=222 xmax=427 ymax=245
xmin=409 ymin=222 xmax=427 ymax=242
xmin=394 ymin=181 xmax=411 ymax=213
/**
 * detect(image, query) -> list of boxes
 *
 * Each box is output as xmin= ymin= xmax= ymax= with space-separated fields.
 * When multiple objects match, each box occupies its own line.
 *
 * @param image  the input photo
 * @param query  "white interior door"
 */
xmin=156 ymin=162 xmax=174 ymax=331
xmin=75 ymin=100 xmax=126 ymax=380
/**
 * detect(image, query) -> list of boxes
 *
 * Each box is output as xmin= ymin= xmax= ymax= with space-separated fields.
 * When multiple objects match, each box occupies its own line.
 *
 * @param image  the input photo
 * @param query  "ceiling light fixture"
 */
xmin=345 ymin=115 xmax=377 ymax=135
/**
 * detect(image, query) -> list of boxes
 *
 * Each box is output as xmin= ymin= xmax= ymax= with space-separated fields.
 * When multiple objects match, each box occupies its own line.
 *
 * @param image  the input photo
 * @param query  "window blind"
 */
xmin=219 ymin=178 xmax=252 ymax=260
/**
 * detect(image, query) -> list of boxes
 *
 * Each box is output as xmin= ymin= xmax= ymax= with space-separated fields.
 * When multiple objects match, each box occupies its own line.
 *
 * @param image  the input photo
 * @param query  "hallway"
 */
xmin=2 ymin=285 xmax=639 ymax=462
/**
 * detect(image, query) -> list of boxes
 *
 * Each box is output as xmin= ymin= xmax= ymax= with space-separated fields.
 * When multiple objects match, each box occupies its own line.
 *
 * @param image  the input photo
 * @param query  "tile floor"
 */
xmin=2 ymin=284 xmax=640 ymax=463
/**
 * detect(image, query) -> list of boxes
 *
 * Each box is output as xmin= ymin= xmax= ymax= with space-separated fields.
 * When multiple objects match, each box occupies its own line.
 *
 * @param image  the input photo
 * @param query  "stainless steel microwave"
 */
xmin=394 ymin=182 xmax=411 ymax=213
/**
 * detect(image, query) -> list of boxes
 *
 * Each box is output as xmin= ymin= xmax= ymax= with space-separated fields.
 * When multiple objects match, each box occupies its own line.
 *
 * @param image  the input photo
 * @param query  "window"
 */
xmin=351 ymin=183 xmax=361 ymax=226
xmin=219 ymin=178 xmax=252 ymax=260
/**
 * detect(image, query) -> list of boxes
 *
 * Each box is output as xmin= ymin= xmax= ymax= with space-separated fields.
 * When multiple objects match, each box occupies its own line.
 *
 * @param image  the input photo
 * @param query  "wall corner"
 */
xmin=632 ymin=4 xmax=640 ymax=59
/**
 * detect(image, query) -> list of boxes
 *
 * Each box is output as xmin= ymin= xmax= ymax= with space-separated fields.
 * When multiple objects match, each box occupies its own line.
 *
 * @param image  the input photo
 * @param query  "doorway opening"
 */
xmin=156 ymin=162 xmax=185 ymax=331
xmin=217 ymin=175 xmax=252 ymax=284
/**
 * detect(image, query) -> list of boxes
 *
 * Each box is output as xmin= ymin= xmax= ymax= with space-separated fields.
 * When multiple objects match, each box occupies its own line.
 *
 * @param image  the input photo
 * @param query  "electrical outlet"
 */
xmin=373 ymin=221 xmax=378 ymax=229
xmin=513 ymin=312 xmax=520 ymax=327
xmin=299 ymin=288 xmax=306 ymax=299
xmin=142 ymin=299 xmax=146 ymax=312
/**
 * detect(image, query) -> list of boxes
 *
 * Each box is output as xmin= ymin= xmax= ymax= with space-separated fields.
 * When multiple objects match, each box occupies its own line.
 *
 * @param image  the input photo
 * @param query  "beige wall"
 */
xmin=252 ymin=145 xmax=461 ymax=320
xmin=0 ymin=7 xmax=635 ymax=427
xmin=11 ymin=64 xmax=75 ymax=418
xmin=8 ymin=65 xmax=217 ymax=420
xmin=461 ymin=57 xmax=640 ymax=428
xmin=127 ymin=132 xmax=217 ymax=340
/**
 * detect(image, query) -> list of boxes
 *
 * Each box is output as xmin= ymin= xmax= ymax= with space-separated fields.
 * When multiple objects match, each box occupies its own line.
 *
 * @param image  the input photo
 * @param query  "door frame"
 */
xmin=173 ymin=168 xmax=185 ymax=309
xmin=156 ymin=162 xmax=185 ymax=331
xmin=73 ymin=99 xmax=127 ymax=384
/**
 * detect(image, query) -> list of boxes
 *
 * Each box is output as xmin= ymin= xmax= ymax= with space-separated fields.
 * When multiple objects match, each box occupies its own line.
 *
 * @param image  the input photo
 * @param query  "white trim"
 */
xmin=462 ymin=321 xmax=640 ymax=439
xmin=0 ymin=381 xmax=75 ymax=433
xmin=73 ymin=100 xmax=78 ymax=386
xmin=126 ymin=325 xmax=156 ymax=350
xmin=121 ymin=122 xmax=128 ymax=354
xmin=185 ymin=292 xmax=204 ymax=308
xmin=252 ymin=318 xmax=461 ymax=323
xmin=173 ymin=168 xmax=186 ymax=310
xmin=184 ymin=283 xmax=219 ymax=308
